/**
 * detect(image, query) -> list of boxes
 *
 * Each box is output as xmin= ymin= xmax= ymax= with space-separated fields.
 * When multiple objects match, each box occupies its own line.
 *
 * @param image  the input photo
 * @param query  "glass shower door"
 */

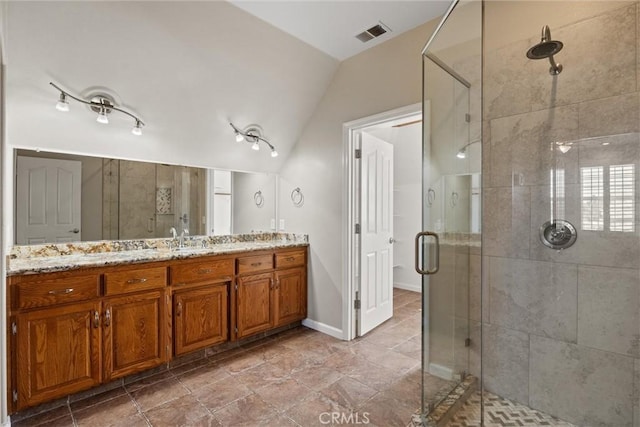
xmin=419 ymin=0 xmax=482 ymax=420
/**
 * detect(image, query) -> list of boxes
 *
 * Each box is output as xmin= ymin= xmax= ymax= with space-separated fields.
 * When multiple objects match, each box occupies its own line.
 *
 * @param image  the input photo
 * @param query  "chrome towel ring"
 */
xmin=291 ymin=187 xmax=304 ymax=207
xmin=254 ymin=190 xmax=264 ymax=208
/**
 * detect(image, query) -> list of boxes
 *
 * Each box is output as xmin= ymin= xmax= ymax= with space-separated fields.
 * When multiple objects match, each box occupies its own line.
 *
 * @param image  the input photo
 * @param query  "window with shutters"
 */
xmin=609 ymin=164 xmax=635 ymax=232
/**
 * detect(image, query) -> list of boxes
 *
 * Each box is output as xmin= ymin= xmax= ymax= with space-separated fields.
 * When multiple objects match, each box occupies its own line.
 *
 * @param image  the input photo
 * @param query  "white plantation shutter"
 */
xmin=609 ymin=164 xmax=635 ymax=232
xmin=580 ymin=166 xmax=604 ymax=231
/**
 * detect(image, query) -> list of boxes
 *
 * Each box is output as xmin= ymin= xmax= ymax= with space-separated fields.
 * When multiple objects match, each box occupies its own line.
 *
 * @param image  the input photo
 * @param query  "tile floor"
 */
xmin=13 ymin=289 xmax=453 ymax=427
xmin=444 ymin=392 xmax=576 ymax=427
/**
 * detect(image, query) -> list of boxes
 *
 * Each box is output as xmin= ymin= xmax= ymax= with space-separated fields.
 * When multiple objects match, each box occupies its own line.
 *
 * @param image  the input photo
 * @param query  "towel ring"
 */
xmin=291 ymin=187 xmax=304 ymax=207
xmin=450 ymin=191 xmax=459 ymax=208
xmin=427 ymin=188 xmax=435 ymax=207
xmin=254 ymin=190 xmax=264 ymax=208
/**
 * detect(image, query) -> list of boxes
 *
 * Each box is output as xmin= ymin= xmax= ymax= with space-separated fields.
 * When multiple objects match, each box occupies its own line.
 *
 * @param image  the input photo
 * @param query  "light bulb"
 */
xmin=132 ymin=121 xmax=143 ymax=136
xmin=55 ymin=93 xmax=69 ymax=112
xmin=456 ymin=149 xmax=466 ymax=159
xmin=96 ymin=109 xmax=109 ymax=124
xmin=271 ymin=149 xmax=278 ymax=158
xmin=235 ymin=132 xmax=244 ymax=142
xmin=251 ymin=141 xmax=260 ymax=151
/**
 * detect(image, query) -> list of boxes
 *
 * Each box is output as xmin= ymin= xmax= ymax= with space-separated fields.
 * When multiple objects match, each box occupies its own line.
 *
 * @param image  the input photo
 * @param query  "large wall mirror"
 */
xmin=14 ymin=150 xmax=278 ymax=245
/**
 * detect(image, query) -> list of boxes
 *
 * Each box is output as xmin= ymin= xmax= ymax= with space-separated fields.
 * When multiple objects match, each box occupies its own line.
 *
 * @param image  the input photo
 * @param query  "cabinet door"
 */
xmin=103 ymin=291 xmax=167 ymax=381
xmin=236 ymin=273 xmax=273 ymax=338
xmin=174 ymin=284 xmax=228 ymax=356
xmin=274 ymin=267 xmax=307 ymax=327
xmin=16 ymin=301 xmax=101 ymax=410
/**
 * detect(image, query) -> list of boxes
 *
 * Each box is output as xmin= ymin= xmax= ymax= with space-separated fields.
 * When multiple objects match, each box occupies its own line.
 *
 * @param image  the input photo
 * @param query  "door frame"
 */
xmin=341 ymin=102 xmax=422 ymax=341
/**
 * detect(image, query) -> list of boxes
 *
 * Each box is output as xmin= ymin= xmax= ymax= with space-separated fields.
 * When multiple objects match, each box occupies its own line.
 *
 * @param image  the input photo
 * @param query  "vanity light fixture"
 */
xmin=456 ymin=139 xmax=480 ymax=159
xmin=229 ymin=122 xmax=278 ymax=158
xmin=55 ymin=92 xmax=69 ymax=112
xmin=50 ymin=82 xmax=145 ymax=136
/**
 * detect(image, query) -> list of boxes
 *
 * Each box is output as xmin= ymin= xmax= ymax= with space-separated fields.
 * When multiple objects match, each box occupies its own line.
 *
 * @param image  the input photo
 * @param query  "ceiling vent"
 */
xmin=355 ymin=22 xmax=391 ymax=43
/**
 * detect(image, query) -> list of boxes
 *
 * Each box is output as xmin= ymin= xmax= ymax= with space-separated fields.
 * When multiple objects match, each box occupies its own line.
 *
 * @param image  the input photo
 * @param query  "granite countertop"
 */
xmin=8 ymin=233 xmax=308 ymax=276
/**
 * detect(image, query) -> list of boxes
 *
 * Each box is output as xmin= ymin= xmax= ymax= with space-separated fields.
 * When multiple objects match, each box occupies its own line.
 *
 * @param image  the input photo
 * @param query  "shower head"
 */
xmin=526 ymin=25 xmax=563 ymax=75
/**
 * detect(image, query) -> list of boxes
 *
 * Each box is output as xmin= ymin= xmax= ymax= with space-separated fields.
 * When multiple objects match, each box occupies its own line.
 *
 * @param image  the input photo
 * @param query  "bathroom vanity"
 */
xmin=6 ymin=234 xmax=308 ymax=413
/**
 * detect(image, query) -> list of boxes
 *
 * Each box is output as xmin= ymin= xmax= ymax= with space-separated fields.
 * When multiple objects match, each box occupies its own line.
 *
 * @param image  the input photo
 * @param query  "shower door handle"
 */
xmin=415 ymin=231 xmax=440 ymax=275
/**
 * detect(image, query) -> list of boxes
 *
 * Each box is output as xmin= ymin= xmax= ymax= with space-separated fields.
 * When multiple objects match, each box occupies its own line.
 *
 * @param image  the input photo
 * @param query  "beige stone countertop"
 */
xmin=8 ymin=241 xmax=308 ymax=276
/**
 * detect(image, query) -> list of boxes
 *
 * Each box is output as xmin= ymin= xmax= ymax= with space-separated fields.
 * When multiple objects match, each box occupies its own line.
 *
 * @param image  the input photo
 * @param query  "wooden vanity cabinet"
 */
xmin=8 ymin=246 xmax=307 ymax=413
xmin=236 ymin=272 xmax=274 ymax=338
xmin=8 ymin=264 xmax=169 ymax=411
xmin=274 ymin=266 xmax=307 ymax=327
xmin=170 ymin=257 xmax=233 ymax=356
xmin=102 ymin=264 xmax=169 ymax=381
xmin=103 ymin=290 xmax=168 ymax=381
xmin=10 ymin=270 xmax=102 ymax=410
xmin=173 ymin=284 xmax=228 ymax=355
xmin=15 ymin=300 xmax=102 ymax=409
xmin=274 ymin=249 xmax=307 ymax=327
xmin=236 ymin=248 xmax=307 ymax=339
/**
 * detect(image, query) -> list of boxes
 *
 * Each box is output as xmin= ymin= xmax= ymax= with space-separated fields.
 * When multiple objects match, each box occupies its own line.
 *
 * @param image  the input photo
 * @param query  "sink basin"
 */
xmin=172 ymin=247 xmax=212 ymax=254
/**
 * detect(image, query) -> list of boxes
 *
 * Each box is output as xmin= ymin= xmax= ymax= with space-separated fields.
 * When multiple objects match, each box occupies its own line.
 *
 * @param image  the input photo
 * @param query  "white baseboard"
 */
xmin=429 ymin=362 xmax=453 ymax=380
xmin=394 ymin=282 xmax=422 ymax=293
xmin=302 ymin=318 xmax=344 ymax=340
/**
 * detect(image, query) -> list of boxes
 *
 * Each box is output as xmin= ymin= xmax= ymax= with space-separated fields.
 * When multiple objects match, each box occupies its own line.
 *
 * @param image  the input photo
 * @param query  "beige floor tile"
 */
xmin=213 ymin=393 xmax=278 ymax=425
xmin=319 ymin=376 xmax=378 ymax=410
xmin=143 ymin=394 xmax=210 ymax=426
xmin=255 ymin=378 xmax=314 ymax=411
xmin=176 ymin=362 xmax=231 ymax=392
xmin=192 ymin=380 xmax=252 ymax=412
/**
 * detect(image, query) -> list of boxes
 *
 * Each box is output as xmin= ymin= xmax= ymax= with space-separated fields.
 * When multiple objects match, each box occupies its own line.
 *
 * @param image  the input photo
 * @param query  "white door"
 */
xmin=359 ymin=132 xmax=394 ymax=335
xmin=16 ymin=156 xmax=82 ymax=244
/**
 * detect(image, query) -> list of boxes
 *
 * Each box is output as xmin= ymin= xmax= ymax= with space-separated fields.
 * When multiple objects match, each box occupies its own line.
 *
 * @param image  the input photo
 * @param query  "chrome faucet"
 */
xmin=179 ymin=228 xmax=189 ymax=248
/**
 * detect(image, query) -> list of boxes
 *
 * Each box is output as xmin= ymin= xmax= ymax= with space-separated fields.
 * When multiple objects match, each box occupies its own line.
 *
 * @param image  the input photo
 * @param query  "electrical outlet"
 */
xmin=279 ymin=219 xmax=285 ymax=230
xmin=270 ymin=219 xmax=276 ymax=230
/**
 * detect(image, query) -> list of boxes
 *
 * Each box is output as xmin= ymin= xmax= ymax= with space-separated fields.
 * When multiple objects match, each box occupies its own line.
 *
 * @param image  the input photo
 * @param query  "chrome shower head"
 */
xmin=526 ymin=25 xmax=563 ymax=75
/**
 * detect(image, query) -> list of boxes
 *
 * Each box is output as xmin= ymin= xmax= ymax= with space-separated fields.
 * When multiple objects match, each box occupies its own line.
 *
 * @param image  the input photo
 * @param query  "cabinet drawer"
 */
xmin=237 ymin=254 xmax=274 ymax=275
xmin=275 ymin=250 xmax=306 ymax=269
xmin=171 ymin=258 xmax=234 ymax=285
xmin=15 ymin=273 xmax=100 ymax=309
xmin=104 ymin=266 xmax=167 ymax=296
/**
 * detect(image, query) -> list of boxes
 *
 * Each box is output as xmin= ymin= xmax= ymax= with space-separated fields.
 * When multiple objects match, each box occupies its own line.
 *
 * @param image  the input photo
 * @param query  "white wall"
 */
xmin=5 ymin=1 xmax=338 ymax=174
xmin=278 ymin=19 xmax=439 ymax=333
xmin=0 ymin=3 xmax=7 ymax=423
xmin=232 ymin=172 xmax=276 ymax=234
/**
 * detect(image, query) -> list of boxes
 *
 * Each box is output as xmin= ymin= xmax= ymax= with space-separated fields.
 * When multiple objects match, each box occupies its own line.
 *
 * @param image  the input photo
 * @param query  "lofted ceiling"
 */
xmin=230 ymin=1 xmax=451 ymax=60
xmin=5 ymin=1 xmax=445 ymax=173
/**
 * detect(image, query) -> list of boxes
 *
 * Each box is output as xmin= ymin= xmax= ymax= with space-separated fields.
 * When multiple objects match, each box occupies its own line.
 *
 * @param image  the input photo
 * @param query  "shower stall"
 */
xmin=419 ymin=1 xmax=640 ymax=426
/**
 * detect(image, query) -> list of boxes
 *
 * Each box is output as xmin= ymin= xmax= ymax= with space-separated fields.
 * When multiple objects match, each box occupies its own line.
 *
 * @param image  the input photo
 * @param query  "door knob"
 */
xmin=69 ymin=228 xmax=80 ymax=233
xmin=389 ymin=237 xmax=395 ymax=244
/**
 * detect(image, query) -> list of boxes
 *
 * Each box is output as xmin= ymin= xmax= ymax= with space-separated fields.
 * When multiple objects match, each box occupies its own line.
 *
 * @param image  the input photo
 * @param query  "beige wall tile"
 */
xmin=530 ymin=4 xmax=637 ymax=112
xmin=635 ymin=358 xmax=640 ymax=427
xmin=578 ymin=265 xmax=640 ymax=357
xmin=489 ymin=257 xmax=578 ymax=342
xmin=484 ymin=39 xmax=535 ymax=120
xmin=482 ymin=324 xmax=529 ymax=405
xmin=579 ymin=92 xmax=640 ymax=139
xmin=489 ymin=105 xmax=579 ymax=188
xmin=530 ymin=334 xmax=635 ymax=427
xmin=483 ymin=187 xmax=531 ymax=259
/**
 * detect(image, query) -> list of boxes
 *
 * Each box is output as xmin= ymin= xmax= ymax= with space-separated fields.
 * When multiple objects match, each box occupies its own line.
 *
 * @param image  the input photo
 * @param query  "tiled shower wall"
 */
xmin=482 ymin=2 xmax=640 ymax=426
